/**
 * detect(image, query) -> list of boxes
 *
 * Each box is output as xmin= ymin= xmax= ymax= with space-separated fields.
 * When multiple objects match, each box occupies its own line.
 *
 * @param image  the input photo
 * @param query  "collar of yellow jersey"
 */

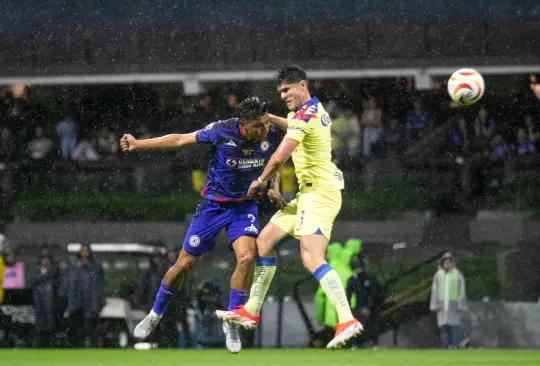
xmin=296 ymin=96 xmax=320 ymax=112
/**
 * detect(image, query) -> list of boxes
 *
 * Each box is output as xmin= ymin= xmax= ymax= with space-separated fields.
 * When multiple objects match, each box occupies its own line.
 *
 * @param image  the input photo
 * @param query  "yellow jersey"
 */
xmin=285 ymin=96 xmax=344 ymax=191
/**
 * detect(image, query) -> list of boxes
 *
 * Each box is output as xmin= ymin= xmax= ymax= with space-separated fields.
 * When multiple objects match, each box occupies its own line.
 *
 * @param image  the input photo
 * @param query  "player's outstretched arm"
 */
xmin=120 ymin=132 xmax=197 ymax=152
xmin=268 ymin=113 xmax=288 ymax=131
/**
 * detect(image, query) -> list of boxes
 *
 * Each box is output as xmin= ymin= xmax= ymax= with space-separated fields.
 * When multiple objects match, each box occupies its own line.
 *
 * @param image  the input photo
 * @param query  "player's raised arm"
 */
xmin=120 ymin=132 xmax=197 ymax=152
xmin=267 ymin=171 xmax=286 ymax=209
xmin=271 ymin=171 xmax=281 ymax=192
xmin=247 ymin=137 xmax=299 ymax=197
xmin=268 ymin=113 xmax=288 ymax=131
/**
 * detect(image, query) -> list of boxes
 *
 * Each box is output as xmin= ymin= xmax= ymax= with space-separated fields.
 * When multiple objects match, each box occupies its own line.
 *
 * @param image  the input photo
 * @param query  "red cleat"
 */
xmin=215 ymin=305 xmax=260 ymax=328
xmin=327 ymin=318 xmax=363 ymax=349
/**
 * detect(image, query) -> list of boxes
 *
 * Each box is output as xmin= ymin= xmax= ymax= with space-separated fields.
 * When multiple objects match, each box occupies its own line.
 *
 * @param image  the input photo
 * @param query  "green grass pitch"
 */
xmin=3 ymin=349 xmax=540 ymax=366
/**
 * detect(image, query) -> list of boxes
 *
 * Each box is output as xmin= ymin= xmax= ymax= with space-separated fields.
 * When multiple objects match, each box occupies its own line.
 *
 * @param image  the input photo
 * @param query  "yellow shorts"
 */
xmin=270 ymin=190 xmax=342 ymax=240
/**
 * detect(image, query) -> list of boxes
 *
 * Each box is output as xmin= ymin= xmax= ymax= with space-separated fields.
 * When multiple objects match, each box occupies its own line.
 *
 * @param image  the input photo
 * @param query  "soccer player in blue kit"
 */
xmin=120 ymin=97 xmax=284 ymax=353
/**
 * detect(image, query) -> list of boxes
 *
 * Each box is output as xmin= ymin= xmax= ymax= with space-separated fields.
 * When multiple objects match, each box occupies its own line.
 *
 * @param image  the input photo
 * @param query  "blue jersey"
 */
xmin=195 ymin=118 xmax=280 ymax=202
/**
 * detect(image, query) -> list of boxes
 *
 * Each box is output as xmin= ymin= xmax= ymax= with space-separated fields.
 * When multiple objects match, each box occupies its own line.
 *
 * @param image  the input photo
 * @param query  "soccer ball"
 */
xmin=447 ymin=68 xmax=485 ymax=106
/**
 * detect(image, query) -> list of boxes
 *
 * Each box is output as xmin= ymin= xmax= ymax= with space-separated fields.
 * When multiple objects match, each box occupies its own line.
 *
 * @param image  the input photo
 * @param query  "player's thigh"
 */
xmin=269 ymin=197 xmax=298 ymax=241
xmin=257 ymin=221 xmax=290 ymax=257
xmin=165 ymin=248 xmax=199 ymax=287
xmin=182 ymin=200 xmax=227 ymax=256
xmin=174 ymin=247 xmax=199 ymax=271
xmin=227 ymin=201 xmax=260 ymax=247
xmin=294 ymin=190 xmax=342 ymax=239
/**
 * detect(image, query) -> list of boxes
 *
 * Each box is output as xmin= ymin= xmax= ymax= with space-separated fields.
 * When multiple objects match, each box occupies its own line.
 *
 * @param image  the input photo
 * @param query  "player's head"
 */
xmin=276 ymin=64 xmax=310 ymax=111
xmin=237 ymin=96 xmax=270 ymax=141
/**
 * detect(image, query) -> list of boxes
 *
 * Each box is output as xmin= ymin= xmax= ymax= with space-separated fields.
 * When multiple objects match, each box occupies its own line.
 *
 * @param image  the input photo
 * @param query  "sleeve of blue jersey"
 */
xmin=196 ymin=122 xmax=220 ymax=144
xmin=271 ymin=124 xmax=285 ymax=146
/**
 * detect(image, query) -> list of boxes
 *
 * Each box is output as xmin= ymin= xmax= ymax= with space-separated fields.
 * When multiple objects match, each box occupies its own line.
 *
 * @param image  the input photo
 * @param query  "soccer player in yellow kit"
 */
xmin=216 ymin=65 xmax=362 ymax=349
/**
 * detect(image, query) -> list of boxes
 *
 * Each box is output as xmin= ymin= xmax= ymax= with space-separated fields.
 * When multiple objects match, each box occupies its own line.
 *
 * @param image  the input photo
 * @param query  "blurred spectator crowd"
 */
xmin=1 ymin=77 xmax=539 ymax=166
xmin=0 ymin=244 xmax=241 ymax=349
xmin=0 ymin=75 xmax=539 ymax=211
xmin=0 ymin=82 xmax=247 ymax=165
xmin=1 ymin=245 xmax=106 ymax=348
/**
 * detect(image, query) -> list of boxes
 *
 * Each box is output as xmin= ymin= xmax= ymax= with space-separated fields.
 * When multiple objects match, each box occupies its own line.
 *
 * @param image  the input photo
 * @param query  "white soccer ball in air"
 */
xmin=447 ymin=68 xmax=485 ymax=106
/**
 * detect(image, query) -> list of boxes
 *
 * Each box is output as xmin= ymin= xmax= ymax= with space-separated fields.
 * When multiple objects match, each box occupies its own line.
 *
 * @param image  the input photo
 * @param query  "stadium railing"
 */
xmin=292 ymin=250 xmax=446 ymax=347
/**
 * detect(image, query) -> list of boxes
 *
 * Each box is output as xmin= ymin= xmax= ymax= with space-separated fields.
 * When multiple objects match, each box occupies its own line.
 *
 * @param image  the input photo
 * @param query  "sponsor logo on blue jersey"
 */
xmin=196 ymin=118 xmax=281 ymax=201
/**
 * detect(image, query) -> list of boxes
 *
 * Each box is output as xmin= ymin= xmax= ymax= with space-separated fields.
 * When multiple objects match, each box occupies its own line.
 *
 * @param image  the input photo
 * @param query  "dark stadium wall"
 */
xmin=5 ymin=218 xmax=427 ymax=249
xmin=6 ymin=211 xmax=538 ymax=249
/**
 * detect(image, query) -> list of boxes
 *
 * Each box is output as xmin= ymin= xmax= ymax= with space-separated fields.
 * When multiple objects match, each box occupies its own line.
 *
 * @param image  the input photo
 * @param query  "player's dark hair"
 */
xmin=236 ymin=96 xmax=269 ymax=122
xmin=276 ymin=64 xmax=308 ymax=85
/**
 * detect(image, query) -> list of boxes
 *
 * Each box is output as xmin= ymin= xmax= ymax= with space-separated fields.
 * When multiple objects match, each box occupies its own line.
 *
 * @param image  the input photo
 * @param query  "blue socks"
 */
xmin=152 ymin=282 xmax=178 ymax=315
xmin=313 ymin=263 xmax=332 ymax=282
xmin=227 ymin=256 xmax=277 ymax=311
xmin=228 ymin=288 xmax=249 ymax=311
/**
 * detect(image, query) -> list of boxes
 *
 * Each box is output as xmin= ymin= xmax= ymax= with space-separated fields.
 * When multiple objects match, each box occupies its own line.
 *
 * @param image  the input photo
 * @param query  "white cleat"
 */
xmin=134 ymin=313 xmax=161 ymax=340
xmin=222 ymin=321 xmax=242 ymax=354
xmin=327 ymin=319 xmax=363 ymax=349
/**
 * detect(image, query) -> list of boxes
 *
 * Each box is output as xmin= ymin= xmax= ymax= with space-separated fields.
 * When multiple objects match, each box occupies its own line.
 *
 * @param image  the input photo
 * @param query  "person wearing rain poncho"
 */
xmin=314 ymin=239 xmax=362 ymax=333
xmin=429 ymin=252 xmax=467 ymax=349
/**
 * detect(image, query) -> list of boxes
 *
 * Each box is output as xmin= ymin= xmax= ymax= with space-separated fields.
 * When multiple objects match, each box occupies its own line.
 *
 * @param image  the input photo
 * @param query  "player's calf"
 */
xmin=300 ymin=234 xmax=361 ymax=330
xmin=216 ymin=236 xmax=258 ymax=340
xmin=230 ymin=237 xmax=257 ymax=294
xmin=216 ymin=224 xmax=285 ymax=327
xmin=164 ymin=251 xmax=197 ymax=287
xmin=299 ymin=233 xmax=329 ymax=273
xmin=134 ymin=250 xmax=198 ymax=340
xmin=215 ymin=251 xmax=276 ymax=328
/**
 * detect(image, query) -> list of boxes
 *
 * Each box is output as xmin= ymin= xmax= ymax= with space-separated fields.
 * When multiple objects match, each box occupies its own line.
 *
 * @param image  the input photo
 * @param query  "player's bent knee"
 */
xmin=167 ymin=262 xmax=188 ymax=278
xmin=174 ymin=250 xmax=198 ymax=272
xmin=300 ymin=248 xmax=326 ymax=274
xmin=256 ymin=237 xmax=276 ymax=257
xmin=237 ymin=250 xmax=256 ymax=268
xmin=301 ymin=257 xmax=315 ymax=273
xmin=232 ymin=236 xmax=257 ymax=266
xmin=180 ymin=256 xmax=197 ymax=270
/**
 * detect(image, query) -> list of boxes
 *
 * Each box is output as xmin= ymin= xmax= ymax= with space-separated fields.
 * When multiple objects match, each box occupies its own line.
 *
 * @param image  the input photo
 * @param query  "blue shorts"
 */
xmin=183 ymin=199 xmax=260 ymax=256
